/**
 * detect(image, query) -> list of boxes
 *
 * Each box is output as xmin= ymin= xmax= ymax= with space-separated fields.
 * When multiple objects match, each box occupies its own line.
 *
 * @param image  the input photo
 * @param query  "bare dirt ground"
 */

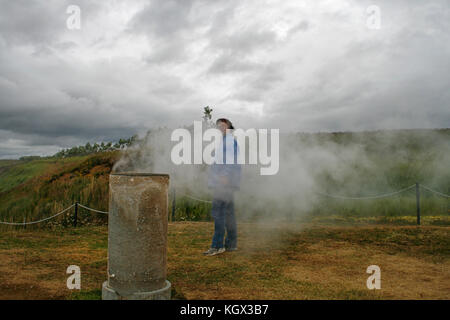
xmin=0 ymin=222 xmax=448 ymax=299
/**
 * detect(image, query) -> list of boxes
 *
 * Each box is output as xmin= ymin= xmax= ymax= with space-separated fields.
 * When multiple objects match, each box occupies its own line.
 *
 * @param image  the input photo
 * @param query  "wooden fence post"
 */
xmin=171 ymin=190 xmax=176 ymax=222
xmin=415 ymin=183 xmax=420 ymax=225
xmin=74 ymin=202 xmax=78 ymax=227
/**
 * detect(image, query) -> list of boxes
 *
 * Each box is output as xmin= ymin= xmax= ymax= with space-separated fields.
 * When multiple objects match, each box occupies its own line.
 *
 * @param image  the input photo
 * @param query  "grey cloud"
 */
xmin=129 ymin=0 xmax=197 ymax=37
xmin=205 ymin=29 xmax=278 ymax=76
xmin=229 ymin=63 xmax=285 ymax=103
xmin=0 ymin=0 xmax=64 ymax=45
xmin=207 ymin=53 xmax=262 ymax=74
xmin=288 ymin=21 xmax=309 ymax=35
xmin=208 ymin=28 xmax=278 ymax=55
xmin=0 ymin=0 xmax=449 ymax=158
xmin=0 ymin=0 xmax=102 ymax=46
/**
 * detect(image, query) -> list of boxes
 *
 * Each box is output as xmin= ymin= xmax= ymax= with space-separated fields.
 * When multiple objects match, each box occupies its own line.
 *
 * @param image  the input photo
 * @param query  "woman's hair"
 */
xmin=216 ymin=118 xmax=234 ymax=130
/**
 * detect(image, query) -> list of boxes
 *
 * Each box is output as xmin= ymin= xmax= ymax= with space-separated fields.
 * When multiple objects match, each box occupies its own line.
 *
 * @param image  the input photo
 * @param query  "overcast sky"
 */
xmin=0 ymin=0 xmax=449 ymax=159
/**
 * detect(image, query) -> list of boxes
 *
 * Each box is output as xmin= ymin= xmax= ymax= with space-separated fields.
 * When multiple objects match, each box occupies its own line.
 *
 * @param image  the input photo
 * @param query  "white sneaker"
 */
xmin=203 ymin=248 xmax=226 ymax=256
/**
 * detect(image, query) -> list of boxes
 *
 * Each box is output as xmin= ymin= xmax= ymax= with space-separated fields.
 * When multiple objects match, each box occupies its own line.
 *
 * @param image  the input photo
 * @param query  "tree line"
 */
xmin=19 ymin=135 xmax=138 ymax=160
xmin=52 ymin=135 xmax=139 ymax=158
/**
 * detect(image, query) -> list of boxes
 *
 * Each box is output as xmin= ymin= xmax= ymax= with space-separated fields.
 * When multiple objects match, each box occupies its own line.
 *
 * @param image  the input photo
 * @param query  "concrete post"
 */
xmin=102 ymin=173 xmax=171 ymax=300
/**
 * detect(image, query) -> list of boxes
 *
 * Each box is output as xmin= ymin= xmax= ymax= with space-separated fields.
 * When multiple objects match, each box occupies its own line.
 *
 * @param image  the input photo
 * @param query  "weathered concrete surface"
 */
xmin=102 ymin=173 xmax=171 ymax=300
xmin=102 ymin=280 xmax=171 ymax=300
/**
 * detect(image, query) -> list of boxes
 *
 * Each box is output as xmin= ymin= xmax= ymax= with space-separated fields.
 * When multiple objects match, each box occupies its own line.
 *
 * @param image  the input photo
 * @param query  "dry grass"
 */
xmin=0 ymin=222 xmax=448 ymax=299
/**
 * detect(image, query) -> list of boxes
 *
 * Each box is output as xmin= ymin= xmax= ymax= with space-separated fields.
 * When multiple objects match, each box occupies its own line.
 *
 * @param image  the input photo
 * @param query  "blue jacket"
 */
xmin=207 ymin=134 xmax=241 ymax=192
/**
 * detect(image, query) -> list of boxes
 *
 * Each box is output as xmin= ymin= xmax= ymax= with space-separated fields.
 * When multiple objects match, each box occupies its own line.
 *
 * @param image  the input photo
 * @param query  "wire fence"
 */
xmin=171 ymin=183 xmax=449 ymax=225
xmin=0 ymin=204 xmax=76 ymax=226
xmin=313 ymin=184 xmax=417 ymax=200
xmin=0 ymin=202 xmax=108 ymax=226
xmin=0 ymin=183 xmax=448 ymax=226
xmin=177 ymin=193 xmax=213 ymax=204
xmin=77 ymin=203 xmax=109 ymax=214
xmin=420 ymin=184 xmax=450 ymax=198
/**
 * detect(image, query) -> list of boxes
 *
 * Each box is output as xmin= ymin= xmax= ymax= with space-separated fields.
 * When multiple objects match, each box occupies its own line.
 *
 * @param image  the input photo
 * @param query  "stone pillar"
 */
xmin=102 ymin=173 xmax=171 ymax=300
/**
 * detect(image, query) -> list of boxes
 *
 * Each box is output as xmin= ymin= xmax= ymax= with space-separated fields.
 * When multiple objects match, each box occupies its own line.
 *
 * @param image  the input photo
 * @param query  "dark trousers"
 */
xmin=211 ymin=197 xmax=237 ymax=249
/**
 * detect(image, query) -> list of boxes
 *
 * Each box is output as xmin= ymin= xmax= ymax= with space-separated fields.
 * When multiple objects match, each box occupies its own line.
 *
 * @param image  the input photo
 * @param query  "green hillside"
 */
xmin=0 ymin=158 xmax=86 ymax=193
xmin=0 ymin=152 xmax=120 ymax=228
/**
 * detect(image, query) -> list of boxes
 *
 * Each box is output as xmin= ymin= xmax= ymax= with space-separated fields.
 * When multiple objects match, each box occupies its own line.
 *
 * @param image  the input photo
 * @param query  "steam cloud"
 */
xmin=113 ymin=125 xmax=450 ymax=223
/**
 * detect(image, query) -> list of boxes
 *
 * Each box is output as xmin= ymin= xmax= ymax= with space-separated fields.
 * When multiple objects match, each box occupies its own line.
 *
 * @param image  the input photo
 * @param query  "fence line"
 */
xmin=314 ymin=184 xmax=417 ymax=200
xmin=78 ymin=203 xmax=109 ymax=214
xmin=178 ymin=193 xmax=213 ymax=204
xmin=420 ymin=184 xmax=450 ymax=198
xmin=0 ymin=184 xmax=448 ymax=226
xmin=177 ymin=184 xmax=426 ymax=203
xmin=0 ymin=203 xmax=107 ymax=226
xmin=175 ymin=183 xmax=449 ymax=226
xmin=0 ymin=204 xmax=76 ymax=226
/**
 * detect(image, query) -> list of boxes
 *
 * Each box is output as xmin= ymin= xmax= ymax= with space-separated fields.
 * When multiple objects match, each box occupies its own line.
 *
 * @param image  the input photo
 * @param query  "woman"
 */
xmin=203 ymin=118 xmax=241 ymax=256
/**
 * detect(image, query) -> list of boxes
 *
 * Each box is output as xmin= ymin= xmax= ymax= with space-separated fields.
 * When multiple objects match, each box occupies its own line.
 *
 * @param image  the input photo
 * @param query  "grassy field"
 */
xmin=0 ymin=157 xmax=91 ymax=193
xmin=0 ymin=221 xmax=448 ymax=300
xmin=0 ymin=152 xmax=119 ymax=227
